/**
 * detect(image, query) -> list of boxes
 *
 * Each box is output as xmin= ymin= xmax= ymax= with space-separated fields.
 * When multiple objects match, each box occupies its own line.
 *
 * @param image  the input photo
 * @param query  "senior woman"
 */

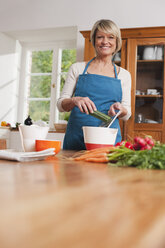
xmin=57 ymin=19 xmax=131 ymax=150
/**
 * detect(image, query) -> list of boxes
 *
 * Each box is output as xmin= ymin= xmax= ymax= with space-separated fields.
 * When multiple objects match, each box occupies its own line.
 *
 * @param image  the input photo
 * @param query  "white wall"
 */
xmin=1 ymin=0 xmax=165 ymax=60
xmin=0 ymin=0 xmax=165 ymax=60
xmin=0 ymin=0 xmax=165 ymax=31
xmin=0 ymin=33 xmax=21 ymax=125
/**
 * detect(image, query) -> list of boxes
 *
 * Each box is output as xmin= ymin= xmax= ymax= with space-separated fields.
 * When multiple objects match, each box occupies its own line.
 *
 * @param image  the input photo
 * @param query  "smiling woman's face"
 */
xmin=94 ymin=30 xmax=117 ymax=57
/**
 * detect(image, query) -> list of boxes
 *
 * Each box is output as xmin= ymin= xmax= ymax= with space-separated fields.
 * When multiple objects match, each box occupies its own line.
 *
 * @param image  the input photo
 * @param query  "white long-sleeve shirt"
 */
xmin=57 ymin=62 xmax=131 ymax=121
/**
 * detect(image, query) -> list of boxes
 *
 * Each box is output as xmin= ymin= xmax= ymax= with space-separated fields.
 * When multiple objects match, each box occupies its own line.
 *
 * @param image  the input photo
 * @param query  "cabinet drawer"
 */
xmin=0 ymin=139 xmax=6 ymax=149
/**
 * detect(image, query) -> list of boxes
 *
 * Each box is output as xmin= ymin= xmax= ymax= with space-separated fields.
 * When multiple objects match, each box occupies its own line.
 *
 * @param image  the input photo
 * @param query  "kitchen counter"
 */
xmin=0 ymin=150 xmax=165 ymax=248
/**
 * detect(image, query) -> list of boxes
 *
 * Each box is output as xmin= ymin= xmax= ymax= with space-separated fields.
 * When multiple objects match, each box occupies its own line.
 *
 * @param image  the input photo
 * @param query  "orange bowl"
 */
xmin=35 ymin=140 xmax=61 ymax=154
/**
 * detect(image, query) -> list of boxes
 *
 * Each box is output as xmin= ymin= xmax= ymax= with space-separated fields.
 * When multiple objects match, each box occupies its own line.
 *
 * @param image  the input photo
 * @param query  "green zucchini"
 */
xmin=90 ymin=110 xmax=112 ymax=123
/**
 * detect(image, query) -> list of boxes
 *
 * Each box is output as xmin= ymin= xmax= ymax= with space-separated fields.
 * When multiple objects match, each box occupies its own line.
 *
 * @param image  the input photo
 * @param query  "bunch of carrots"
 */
xmin=74 ymin=146 xmax=114 ymax=163
xmin=73 ymin=136 xmax=155 ymax=163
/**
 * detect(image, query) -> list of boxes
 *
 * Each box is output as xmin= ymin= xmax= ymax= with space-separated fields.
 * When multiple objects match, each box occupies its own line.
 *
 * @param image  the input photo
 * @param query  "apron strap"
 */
xmin=82 ymin=57 xmax=95 ymax=74
xmin=114 ymin=63 xmax=118 ymax=79
xmin=83 ymin=57 xmax=118 ymax=79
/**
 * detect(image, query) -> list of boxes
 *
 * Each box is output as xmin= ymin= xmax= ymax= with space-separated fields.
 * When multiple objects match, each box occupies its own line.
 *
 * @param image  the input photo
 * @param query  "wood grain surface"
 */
xmin=0 ymin=150 xmax=165 ymax=248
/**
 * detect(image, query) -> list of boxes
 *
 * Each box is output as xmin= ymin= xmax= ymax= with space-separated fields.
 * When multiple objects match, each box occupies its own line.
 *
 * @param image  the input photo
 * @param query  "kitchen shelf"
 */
xmin=136 ymin=95 xmax=163 ymax=98
xmin=134 ymin=123 xmax=162 ymax=129
xmin=137 ymin=60 xmax=163 ymax=63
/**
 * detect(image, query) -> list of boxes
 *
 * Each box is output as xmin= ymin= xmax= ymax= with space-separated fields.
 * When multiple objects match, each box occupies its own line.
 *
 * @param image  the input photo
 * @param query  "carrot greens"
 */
xmin=108 ymin=143 xmax=165 ymax=169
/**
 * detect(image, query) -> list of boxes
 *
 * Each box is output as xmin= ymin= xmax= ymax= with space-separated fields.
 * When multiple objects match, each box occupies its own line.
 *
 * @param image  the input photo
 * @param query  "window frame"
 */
xmin=17 ymin=40 xmax=76 ymax=129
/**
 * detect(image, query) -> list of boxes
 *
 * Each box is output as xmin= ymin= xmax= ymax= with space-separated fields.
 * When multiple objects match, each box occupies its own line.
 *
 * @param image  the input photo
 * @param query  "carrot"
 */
xmin=74 ymin=151 xmax=114 ymax=162
xmin=73 ymin=146 xmax=114 ymax=162
xmin=85 ymin=146 xmax=114 ymax=154
xmin=85 ymin=156 xmax=109 ymax=163
xmin=74 ymin=151 xmax=107 ymax=161
xmin=74 ymin=147 xmax=114 ymax=161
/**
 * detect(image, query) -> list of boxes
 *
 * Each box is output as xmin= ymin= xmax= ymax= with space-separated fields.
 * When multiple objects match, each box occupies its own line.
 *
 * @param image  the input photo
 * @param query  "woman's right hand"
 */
xmin=72 ymin=96 xmax=97 ymax=114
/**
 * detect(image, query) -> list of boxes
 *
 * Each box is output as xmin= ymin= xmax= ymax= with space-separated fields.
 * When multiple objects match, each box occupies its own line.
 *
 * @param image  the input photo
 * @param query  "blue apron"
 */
xmin=63 ymin=58 xmax=122 ymax=150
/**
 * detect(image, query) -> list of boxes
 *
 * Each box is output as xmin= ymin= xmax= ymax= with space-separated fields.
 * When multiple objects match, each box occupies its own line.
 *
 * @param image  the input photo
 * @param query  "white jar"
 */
xmin=143 ymin=46 xmax=156 ymax=60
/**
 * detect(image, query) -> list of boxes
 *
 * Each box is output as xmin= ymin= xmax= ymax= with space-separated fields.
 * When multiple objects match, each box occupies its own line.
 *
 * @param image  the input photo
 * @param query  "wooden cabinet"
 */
xmin=80 ymin=27 xmax=165 ymax=142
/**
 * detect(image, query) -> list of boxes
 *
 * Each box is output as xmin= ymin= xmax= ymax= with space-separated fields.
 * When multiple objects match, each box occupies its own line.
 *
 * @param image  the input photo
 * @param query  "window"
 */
xmin=20 ymin=43 xmax=76 ymax=129
xmin=59 ymin=49 xmax=76 ymax=121
xmin=28 ymin=50 xmax=53 ymax=122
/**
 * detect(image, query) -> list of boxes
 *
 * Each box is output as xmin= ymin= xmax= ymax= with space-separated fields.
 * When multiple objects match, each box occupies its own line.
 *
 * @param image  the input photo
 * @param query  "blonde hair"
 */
xmin=90 ymin=19 xmax=122 ymax=55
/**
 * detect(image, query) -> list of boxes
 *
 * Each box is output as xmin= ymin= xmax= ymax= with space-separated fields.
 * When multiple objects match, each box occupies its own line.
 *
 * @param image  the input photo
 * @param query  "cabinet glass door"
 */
xmin=135 ymin=44 xmax=164 ymax=124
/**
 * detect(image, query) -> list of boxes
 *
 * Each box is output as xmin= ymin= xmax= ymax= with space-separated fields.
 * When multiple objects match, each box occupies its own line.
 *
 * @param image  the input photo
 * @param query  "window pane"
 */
xmin=28 ymin=101 xmax=50 ymax=122
xmin=58 ymin=49 xmax=76 ymax=122
xmin=29 ymin=76 xmax=51 ymax=98
xmin=59 ymin=111 xmax=70 ymax=121
xmin=61 ymin=49 xmax=76 ymax=72
xmin=31 ymin=50 xmax=53 ymax=73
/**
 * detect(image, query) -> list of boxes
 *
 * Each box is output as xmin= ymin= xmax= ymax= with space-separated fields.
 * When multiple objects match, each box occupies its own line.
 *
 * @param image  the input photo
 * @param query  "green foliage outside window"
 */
xmin=30 ymin=75 xmax=51 ymax=98
xmin=31 ymin=50 xmax=53 ymax=73
xmin=59 ymin=49 xmax=76 ymax=121
xmin=28 ymin=49 xmax=76 ymax=123
xmin=29 ymin=101 xmax=50 ymax=122
xmin=60 ymin=49 xmax=76 ymax=89
xmin=61 ymin=49 xmax=76 ymax=71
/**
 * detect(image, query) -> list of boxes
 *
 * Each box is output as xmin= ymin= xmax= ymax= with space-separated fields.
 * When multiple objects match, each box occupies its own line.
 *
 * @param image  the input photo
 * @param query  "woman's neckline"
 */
xmin=85 ymin=62 xmax=120 ymax=76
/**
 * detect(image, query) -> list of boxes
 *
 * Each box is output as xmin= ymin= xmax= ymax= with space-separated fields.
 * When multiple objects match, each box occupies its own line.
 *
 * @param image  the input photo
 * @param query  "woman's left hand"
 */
xmin=108 ymin=102 xmax=127 ymax=117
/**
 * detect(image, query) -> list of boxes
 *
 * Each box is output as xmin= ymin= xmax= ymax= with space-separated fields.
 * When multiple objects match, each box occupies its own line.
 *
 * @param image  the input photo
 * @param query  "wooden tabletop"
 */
xmin=0 ymin=150 xmax=165 ymax=248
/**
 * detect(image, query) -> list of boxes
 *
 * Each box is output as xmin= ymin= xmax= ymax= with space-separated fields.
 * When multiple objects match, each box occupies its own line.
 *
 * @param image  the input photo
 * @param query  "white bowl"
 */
xmin=19 ymin=125 xmax=49 ymax=152
xmin=82 ymin=126 xmax=118 ymax=150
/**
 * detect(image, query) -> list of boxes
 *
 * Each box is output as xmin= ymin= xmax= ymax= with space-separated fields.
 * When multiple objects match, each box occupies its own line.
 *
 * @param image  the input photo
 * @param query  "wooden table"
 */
xmin=0 ymin=150 xmax=165 ymax=248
